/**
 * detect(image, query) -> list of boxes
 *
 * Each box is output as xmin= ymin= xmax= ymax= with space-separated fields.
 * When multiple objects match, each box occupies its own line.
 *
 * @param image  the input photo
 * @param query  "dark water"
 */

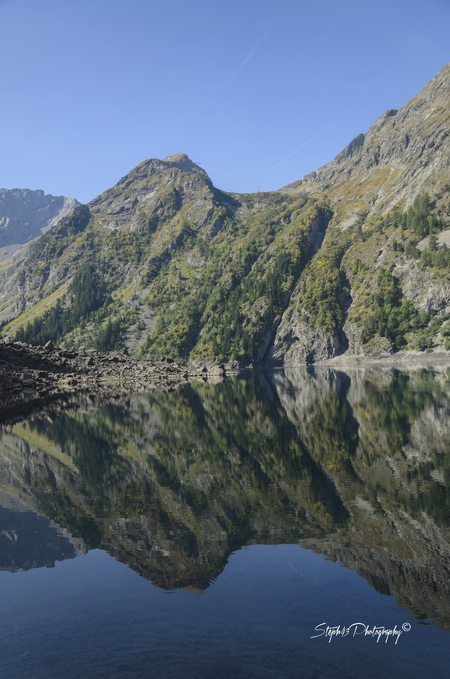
xmin=1 ymin=366 xmax=450 ymax=678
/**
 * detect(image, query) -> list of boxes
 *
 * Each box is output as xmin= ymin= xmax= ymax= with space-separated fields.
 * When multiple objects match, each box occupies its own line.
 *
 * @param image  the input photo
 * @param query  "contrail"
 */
xmin=269 ymin=124 xmax=335 ymax=171
xmin=226 ymin=30 xmax=271 ymax=86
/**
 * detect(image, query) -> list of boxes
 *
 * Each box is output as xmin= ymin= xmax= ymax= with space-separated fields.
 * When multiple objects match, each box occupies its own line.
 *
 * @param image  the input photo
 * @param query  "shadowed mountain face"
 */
xmin=2 ymin=367 xmax=450 ymax=629
xmin=0 ymin=188 xmax=79 ymax=247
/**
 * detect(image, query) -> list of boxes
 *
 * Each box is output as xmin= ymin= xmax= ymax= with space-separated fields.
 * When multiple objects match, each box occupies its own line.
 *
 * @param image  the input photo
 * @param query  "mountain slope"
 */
xmin=282 ymin=61 xmax=450 ymax=214
xmin=269 ymin=62 xmax=450 ymax=363
xmin=2 ymin=63 xmax=450 ymax=365
xmin=1 ymin=154 xmax=332 ymax=361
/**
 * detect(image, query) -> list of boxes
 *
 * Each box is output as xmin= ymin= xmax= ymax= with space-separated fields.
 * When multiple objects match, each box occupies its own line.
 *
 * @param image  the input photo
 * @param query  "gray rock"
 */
xmin=0 ymin=189 xmax=79 ymax=247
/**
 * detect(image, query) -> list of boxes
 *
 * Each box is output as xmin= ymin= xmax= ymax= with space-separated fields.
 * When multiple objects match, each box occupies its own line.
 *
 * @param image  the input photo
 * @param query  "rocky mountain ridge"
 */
xmin=0 ymin=188 xmax=79 ymax=247
xmin=89 ymin=153 xmax=213 ymax=232
xmin=282 ymin=62 xmax=450 ymax=213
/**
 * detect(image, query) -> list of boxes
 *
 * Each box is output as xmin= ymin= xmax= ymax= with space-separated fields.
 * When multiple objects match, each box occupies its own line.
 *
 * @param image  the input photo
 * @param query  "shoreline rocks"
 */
xmin=2 ymin=337 xmax=449 ymax=426
xmin=0 ymin=339 xmax=231 ymax=426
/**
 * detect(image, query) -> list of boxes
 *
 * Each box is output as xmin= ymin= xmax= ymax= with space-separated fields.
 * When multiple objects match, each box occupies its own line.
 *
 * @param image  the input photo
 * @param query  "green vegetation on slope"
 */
xmin=5 ymin=150 xmax=450 ymax=363
xmin=361 ymin=269 xmax=433 ymax=350
xmin=342 ymin=191 xmax=450 ymax=352
xmin=15 ymin=263 xmax=111 ymax=345
xmin=137 ymin=196 xmax=331 ymax=360
xmin=14 ymin=262 xmax=138 ymax=351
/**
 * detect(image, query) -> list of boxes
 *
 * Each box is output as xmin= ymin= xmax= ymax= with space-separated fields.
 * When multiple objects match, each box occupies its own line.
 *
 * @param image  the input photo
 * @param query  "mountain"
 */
xmin=1 ymin=63 xmax=450 ymax=364
xmin=0 ymin=188 xmax=79 ymax=247
xmin=89 ymin=153 xmax=211 ymax=231
xmin=283 ymin=63 xmax=450 ymax=213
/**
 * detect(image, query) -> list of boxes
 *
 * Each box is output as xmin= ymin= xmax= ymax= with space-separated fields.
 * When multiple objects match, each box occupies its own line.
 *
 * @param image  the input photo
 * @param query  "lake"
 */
xmin=1 ymin=366 xmax=450 ymax=678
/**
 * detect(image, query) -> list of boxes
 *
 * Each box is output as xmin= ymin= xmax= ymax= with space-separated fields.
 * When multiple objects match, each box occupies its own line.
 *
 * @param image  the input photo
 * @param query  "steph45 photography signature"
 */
xmin=311 ymin=622 xmax=412 ymax=644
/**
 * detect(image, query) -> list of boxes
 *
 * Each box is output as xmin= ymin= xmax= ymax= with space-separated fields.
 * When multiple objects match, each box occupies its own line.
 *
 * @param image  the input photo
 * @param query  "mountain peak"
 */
xmin=87 ymin=152 xmax=215 ymax=232
xmin=162 ymin=153 xmax=208 ymax=177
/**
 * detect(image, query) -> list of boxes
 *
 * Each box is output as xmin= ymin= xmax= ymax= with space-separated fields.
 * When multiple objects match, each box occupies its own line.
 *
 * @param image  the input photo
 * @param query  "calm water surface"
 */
xmin=1 ymin=366 xmax=450 ymax=678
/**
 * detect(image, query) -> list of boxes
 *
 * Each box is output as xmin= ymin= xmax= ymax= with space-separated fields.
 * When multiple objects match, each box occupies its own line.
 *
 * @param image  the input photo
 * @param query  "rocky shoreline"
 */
xmin=0 ymin=338 xmax=230 ymax=426
xmin=2 ymin=337 xmax=450 ymax=426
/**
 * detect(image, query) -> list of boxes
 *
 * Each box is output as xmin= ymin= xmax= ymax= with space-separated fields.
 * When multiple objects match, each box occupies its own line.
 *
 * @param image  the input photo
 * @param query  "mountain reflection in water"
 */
xmin=2 ymin=366 xmax=450 ymax=631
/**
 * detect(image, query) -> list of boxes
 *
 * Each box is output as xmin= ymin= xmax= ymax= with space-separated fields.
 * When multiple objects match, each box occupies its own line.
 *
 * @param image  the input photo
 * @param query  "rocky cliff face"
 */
xmin=269 ymin=62 xmax=450 ymax=364
xmin=89 ymin=154 xmax=216 ymax=233
xmin=0 ymin=188 xmax=79 ymax=247
xmin=282 ymin=62 xmax=450 ymax=213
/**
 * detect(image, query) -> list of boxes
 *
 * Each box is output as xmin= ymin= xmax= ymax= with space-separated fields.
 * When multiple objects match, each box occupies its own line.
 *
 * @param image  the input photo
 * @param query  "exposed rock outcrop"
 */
xmin=88 ymin=154 xmax=217 ymax=233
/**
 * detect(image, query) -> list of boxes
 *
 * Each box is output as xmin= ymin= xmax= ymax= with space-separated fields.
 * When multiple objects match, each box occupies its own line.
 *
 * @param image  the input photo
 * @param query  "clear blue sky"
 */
xmin=1 ymin=0 xmax=449 ymax=203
